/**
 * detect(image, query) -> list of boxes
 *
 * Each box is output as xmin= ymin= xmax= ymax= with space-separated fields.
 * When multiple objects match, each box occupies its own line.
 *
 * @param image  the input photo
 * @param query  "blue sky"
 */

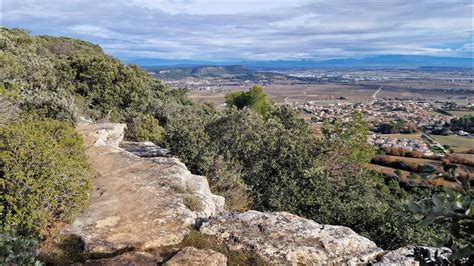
xmin=2 ymin=0 xmax=473 ymax=61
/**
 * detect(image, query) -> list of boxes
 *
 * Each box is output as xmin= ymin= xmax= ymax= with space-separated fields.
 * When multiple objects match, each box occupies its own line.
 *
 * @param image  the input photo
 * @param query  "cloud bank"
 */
xmin=2 ymin=0 xmax=473 ymax=61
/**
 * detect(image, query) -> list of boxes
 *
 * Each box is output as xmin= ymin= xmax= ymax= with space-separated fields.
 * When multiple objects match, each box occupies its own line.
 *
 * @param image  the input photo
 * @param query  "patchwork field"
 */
xmin=367 ymin=164 xmax=459 ymax=188
xmin=189 ymin=83 xmax=379 ymax=106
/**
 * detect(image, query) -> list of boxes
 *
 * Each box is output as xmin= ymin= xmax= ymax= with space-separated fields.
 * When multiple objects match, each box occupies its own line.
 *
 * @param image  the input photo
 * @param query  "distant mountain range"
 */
xmin=150 ymin=65 xmax=253 ymax=79
xmin=131 ymin=55 xmax=473 ymax=69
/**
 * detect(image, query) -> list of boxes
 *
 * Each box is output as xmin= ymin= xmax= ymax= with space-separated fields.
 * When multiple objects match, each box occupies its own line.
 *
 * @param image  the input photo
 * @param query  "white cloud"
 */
xmin=2 ymin=0 xmax=472 ymax=60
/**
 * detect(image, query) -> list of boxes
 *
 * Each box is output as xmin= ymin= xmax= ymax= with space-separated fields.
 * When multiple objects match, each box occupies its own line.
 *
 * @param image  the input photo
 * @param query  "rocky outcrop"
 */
xmin=63 ymin=120 xmax=224 ymax=256
xmin=164 ymin=247 xmax=227 ymax=266
xmin=200 ymin=211 xmax=383 ymax=265
xmin=63 ymin=120 xmax=443 ymax=265
xmin=120 ymin=141 xmax=170 ymax=157
xmin=377 ymin=246 xmax=452 ymax=265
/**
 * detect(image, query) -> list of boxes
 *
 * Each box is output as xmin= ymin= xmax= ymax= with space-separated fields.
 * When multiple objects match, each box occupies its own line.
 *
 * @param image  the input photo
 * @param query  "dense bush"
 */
xmin=449 ymin=115 xmax=473 ymax=133
xmin=0 ymin=119 xmax=93 ymax=239
xmin=225 ymin=85 xmax=272 ymax=115
xmin=126 ymin=113 xmax=164 ymax=144
xmin=0 ymin=231 xmax=41 ymax=265
xmin=207 ymin=157 xmax=252 ymax=211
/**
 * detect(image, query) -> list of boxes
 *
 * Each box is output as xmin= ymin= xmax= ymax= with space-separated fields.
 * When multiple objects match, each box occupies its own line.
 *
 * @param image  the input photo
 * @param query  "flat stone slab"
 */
xmin=120 ymin=141 xmax=169 ymax=157
xmin=200 ymin=211 xmax=384 ymax=265
xmin=63 ymin=122 xmax=224 ymax=255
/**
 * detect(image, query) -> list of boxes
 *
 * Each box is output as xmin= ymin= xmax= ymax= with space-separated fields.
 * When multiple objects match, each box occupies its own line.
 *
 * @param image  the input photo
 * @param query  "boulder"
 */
xmin=164 ymin=247 xmax=227 ymax=266
xmin=200 ymin=211 xmax=383 ymax=265
xmin=377 ymin=246 xmax=452 ymax=265
xmin=63 ymin=121 xmax=225 ymax=256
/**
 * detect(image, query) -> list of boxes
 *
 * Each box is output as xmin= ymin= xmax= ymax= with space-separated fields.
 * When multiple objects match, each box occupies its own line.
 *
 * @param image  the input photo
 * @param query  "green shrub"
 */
xmin=19 ymin=88 xmax=77 ymax=123
xmin=126 ymin=113 xmax=164 ymax=144
xmin=164 ymin=109 xmax=215 ymax=174
xmin=224 ymin=86 xmax=272 ymax=115
xmin=0 ymin=231 xmax=42 ymax=265
xmin=0 ymin=119 xmax=93 ymax=239
xmin=207 ymin=157 xmax=252 ymax=212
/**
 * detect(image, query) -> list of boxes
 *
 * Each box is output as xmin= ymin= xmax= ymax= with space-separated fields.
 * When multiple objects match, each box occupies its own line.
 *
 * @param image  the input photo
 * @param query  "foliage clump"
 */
xmin=126 ymin=113 xmax=164 ymax=144
xmin=224 ymin=86 xmax=272 ymax=115
xmin=0 ymin=231 xmax=42 ymax=265
xmin=0 ymin=119 xmax=93 ymax=239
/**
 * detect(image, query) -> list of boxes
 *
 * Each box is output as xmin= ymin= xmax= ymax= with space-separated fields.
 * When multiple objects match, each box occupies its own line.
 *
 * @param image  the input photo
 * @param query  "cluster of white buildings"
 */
xmin=367 ymin=134 xmax=434 ymax=157
xmin=301 ymin=100 xmax=452 ymax=131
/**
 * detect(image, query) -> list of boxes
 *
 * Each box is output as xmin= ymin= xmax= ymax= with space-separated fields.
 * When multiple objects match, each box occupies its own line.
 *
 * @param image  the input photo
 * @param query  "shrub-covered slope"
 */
xmin=3 ymin=28 xmax=469 ymax=263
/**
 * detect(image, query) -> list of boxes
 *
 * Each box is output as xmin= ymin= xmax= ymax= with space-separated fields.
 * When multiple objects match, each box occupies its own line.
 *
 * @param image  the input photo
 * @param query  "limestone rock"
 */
xmin=377 ymin=246 xmax=452 ymax=265
xmin=164 ymin=247 xmax=227 ymax=266
xmin=200 ymin=211 xmax=383 ymax=265
xmin=90 ymin=123 xmax=126 ymax=147
xmin=63 ymin=121 xmax=224 ymax=256
xmin=120 ymin=141 xmax=170 ymax=157
xmin=86 ymin=251 xmax=162 ymax=265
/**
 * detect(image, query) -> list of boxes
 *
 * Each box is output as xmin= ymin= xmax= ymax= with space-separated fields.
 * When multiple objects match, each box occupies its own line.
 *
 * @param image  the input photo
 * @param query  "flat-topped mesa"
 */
xmin=63 ymin=120 xmax=225 ymax=255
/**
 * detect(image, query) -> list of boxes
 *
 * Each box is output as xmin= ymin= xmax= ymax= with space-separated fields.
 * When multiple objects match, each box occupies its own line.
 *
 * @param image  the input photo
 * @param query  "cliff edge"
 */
xmin=59 ymin=120 xmax=445 ymax=265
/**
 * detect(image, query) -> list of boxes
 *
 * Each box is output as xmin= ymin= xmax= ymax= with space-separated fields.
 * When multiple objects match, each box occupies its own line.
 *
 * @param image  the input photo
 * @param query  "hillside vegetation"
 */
xmin=1 ymin=28 xmax=471 ymax=263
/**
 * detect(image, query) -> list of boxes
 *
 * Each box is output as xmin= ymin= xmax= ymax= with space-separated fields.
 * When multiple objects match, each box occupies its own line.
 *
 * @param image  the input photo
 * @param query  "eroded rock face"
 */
xmin=377 ymin=246 xmax=452 ymax=266
xmin=63 ymin=121 xmax=225 ymax=256
xmin=120 ymin=141 xmax=170 ymax=157
xmin=164 ymin=247 xmax=227 ymax=266
xmin=200 ymin=211 xmax=384 ymax=265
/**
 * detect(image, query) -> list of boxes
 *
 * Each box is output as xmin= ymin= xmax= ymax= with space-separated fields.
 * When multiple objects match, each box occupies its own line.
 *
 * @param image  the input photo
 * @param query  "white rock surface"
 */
xmin=377 ymin=246 xmax=452 ymax=265
xmin=200 ymin=211 xmax=384 ymax=265
xmin=164 ymin=247 xmax=227 ymax=266
xmin=63 ymin=121 xmax=224 ymax=255
xmin=120 ymin=141 xmax=170 ymax=157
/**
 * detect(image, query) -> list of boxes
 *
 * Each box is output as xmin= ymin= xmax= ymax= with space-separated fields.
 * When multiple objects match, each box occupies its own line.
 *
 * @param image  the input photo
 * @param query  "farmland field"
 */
xmin=431 ymin=135 xmax=474 ymax=153
xmin=367 ymin=164 xmax=459 ymax=188
xmin=446 ymin=110 xmax=474 ymax=117
xmin=188 ymin=83 xmax=376 ymax=107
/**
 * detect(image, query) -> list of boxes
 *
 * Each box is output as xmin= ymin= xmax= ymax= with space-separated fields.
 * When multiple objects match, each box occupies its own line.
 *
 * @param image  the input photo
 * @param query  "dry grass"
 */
xmin=183 ymin=195 xmax=204 ymax=212
xmin=431 ymin=135 xmax=474 ymax=153
xmin=447 ymin=110 xmax=474 ymax=117
xmin=173 ymin=230 xmax=269 ymax=266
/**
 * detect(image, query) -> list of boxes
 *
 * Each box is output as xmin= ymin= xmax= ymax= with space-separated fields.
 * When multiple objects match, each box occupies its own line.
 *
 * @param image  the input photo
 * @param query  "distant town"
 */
xmin=149 ymin=64 xmax=474 ymax=188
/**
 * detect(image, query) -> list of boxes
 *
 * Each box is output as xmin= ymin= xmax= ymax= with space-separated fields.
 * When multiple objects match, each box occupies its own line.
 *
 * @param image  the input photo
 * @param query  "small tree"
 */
xmin=126 ymin=113 xmax=164 ymax=144
xmin=224 ymin=86 xmax=272 ymax=115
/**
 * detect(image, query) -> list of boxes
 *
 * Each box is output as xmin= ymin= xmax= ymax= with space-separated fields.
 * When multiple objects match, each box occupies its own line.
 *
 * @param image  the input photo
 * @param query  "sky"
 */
xmin=1 ymin=0 xmax=473 ymax=61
